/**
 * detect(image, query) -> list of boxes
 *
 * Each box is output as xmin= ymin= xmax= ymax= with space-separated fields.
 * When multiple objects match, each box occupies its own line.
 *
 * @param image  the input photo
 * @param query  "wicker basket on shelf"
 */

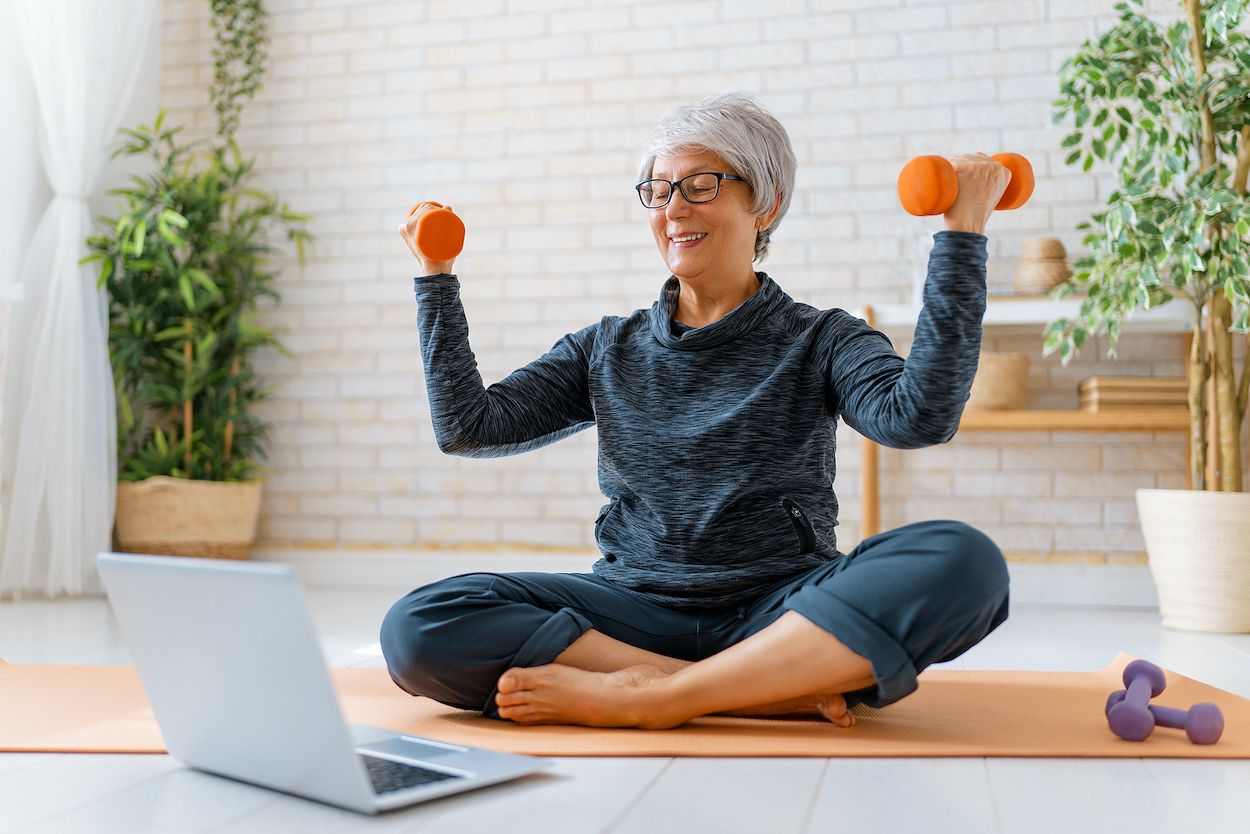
xmin=966 ymin=352 xmax=1030 ymax=411
xmin=1013 ymin=237 xmax=1073 ymax=295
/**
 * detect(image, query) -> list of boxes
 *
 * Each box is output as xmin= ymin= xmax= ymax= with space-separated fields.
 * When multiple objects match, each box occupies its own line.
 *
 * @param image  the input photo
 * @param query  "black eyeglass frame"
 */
xmin=634 ymin=172 xmax=747 ymax=209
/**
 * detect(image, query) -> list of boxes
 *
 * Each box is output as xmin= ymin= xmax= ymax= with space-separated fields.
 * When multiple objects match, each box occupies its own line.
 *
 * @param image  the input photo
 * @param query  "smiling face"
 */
xmin=646 ymin=148 xmax=762 ymax=285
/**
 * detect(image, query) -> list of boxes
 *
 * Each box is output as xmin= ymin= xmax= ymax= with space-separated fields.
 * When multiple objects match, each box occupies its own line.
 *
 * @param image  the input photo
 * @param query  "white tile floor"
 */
xmin=1 ymin=587 xmax=1248 ymax=834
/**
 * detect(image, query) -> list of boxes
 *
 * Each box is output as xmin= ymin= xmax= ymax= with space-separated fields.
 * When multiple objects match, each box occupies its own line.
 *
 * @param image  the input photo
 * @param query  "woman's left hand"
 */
xmin=943 ymin=153 xmax=1013 ymax=236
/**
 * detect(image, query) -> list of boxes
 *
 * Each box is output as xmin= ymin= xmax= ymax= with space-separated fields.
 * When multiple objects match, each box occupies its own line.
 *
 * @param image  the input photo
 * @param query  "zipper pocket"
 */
xmin=781 ymin=498 xmax=816 ymax=554
xmin=595 ymin=497 xmax=619 ymax=538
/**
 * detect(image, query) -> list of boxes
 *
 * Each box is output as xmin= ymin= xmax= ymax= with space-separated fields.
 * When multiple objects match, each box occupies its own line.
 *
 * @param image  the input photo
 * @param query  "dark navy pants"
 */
xmin=380 ymin=519 xmax=1010 ymax=720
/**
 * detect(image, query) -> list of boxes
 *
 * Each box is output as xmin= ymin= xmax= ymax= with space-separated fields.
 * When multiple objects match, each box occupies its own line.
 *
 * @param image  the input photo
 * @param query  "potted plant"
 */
xmin=84 ymin=0 xmax=312 ymax=559
xmin=1045 ymin=0 xmax=1250 ymax=630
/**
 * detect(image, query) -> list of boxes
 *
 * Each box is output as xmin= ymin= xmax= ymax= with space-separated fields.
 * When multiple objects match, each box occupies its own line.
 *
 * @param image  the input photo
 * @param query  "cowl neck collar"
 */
xmin=649 ymin=272 xmax=780 ymax=351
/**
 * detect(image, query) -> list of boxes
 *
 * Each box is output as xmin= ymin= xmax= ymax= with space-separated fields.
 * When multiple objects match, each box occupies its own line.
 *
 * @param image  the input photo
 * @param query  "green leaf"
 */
xmin=178 ymin=273 xmax=196 ymax=309
xmin=132 ymin=218 xmax=147 ymax=257
xmin=161 ymin=209 xmax=188 ymax=228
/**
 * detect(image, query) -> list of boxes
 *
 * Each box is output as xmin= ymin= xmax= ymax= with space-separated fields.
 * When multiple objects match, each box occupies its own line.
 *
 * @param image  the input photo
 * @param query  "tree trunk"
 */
xmin=1183 ymin=0 xmax=1241 ymax=491
xmin=1234 ymin=127 xmax=1250 ymax=483
xmin=1189 ymin=321 xmax=1209 ymax=490
xmin=1212 ymin=292 xmax=1240 ymax=490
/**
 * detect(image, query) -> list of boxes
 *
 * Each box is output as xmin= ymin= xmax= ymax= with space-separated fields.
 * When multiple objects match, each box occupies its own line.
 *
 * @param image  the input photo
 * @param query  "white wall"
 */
xmin=154 ymin=0 xmax=1232 ymax=566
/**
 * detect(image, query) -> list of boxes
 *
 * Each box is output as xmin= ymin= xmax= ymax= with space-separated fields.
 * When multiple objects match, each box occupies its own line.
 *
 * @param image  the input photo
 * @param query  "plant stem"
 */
xmin=224 ymin=354 xmax=239 ymax=469
xmin=183 ymin=319 xmax=193 ymax=476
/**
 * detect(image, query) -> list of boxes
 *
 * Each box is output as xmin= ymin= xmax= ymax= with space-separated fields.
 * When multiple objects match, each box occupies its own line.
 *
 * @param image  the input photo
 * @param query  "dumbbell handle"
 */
xmin=1124 ymin=672 xmax=1154 ymax=705
xmin=1107 ymin=691 xmax=1202 ymax=724
xmin=1149 ymin=704 xmax=1188 ymax=729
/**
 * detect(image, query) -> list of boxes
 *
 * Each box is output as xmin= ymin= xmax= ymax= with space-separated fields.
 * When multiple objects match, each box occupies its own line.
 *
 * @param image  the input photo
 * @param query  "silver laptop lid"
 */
xmin=97 ymin=552 xmax=377 ymax=813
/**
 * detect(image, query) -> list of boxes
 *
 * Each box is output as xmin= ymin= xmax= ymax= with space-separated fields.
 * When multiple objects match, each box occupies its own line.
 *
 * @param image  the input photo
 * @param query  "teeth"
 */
xmin=672 ymin=233 xmax=707 ymax=242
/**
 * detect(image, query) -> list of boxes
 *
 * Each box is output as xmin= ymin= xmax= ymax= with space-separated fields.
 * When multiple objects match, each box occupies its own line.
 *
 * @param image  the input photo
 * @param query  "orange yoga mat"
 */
xmin=2 ymin=653 xmax=1248 ymax=758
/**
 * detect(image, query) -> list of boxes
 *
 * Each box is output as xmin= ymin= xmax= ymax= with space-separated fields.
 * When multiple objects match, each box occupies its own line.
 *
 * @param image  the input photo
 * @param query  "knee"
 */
xmin=929 ymin=520 xmax=1009 ymax=603
xmin=379 ymin=573 xmax=499 ymax=710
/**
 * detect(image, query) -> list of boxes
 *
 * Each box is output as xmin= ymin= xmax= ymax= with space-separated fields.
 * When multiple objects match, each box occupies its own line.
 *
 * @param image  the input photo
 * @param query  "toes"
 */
xmin=816 ymin=696 xmax=855 ymax=728
xmin=497 ymin=668 xmax=526 ymax=694
xmin=498 ymin=664 xmax=556 ymax=694
xmin=498 ymin=704 xmax=541 ymax=724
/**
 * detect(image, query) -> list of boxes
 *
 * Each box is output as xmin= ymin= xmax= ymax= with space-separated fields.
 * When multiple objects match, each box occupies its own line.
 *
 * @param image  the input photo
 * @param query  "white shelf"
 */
xmin=867 ymin=295 xmax=1195 ymax=334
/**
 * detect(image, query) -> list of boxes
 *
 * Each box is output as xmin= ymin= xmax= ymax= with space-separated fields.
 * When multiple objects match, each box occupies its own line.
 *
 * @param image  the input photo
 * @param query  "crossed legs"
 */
xmin=494 ymin=609 xmax=876 ymax=729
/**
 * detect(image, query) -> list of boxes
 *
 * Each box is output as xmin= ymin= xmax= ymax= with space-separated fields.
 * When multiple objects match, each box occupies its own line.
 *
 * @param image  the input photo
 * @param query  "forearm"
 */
xmin=903 ymin=230 xmax=988 ymax=439
xmin=412 ymin=274 xmax=493 ymax=456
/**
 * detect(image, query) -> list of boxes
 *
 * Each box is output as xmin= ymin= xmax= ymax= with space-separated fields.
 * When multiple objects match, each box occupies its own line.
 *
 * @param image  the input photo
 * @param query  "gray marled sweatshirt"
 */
xmin=413 ymin=230 xmax=988 ymax=609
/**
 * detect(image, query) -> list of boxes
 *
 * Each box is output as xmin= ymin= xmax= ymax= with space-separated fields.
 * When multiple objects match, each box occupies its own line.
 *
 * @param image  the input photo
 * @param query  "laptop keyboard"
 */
xmin=361 ymin=754 xmax=466 ymax=795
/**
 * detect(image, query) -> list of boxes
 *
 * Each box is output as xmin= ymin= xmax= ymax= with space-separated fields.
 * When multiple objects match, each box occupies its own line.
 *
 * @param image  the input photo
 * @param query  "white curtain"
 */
xmin=0 ymin=0 xmax=158 ymax=598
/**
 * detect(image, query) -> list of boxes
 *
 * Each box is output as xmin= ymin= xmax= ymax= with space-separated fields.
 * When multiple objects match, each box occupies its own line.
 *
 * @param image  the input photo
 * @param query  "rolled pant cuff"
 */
xmin=785 ymin=584 xmax=917 ymax=709
xmin=481 ymin=605 xmax=595 ymax=718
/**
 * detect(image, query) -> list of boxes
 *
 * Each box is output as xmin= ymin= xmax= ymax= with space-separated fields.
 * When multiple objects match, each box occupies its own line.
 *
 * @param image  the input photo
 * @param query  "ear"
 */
xmin=756 ymin=192 xmax=783 ymax=230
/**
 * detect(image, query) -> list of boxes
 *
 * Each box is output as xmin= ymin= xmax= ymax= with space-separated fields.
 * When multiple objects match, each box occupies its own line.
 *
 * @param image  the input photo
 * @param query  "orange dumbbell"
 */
xmin=897 ymin=153 xmax=1034 ymax=216
xmin=406 ymin=201 xmax=465 ymax=262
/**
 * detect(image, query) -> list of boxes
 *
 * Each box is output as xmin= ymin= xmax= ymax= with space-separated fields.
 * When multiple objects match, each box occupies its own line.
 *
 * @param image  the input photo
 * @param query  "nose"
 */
xmin=664 ymin=191 xmax=693 ymax=219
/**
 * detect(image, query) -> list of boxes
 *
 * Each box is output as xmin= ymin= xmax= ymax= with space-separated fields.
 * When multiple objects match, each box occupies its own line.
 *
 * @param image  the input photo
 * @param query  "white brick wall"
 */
xmin=155 ymin=0 xmax=1243 ymax=564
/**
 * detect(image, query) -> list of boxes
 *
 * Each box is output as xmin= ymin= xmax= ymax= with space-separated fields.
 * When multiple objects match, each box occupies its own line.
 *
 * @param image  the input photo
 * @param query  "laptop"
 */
xmin=96 ymin=552 xmax=552 ymax=814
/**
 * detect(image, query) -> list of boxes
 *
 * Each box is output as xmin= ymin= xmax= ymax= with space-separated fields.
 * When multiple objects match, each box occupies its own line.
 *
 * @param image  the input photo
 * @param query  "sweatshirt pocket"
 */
xmin=781 ymin=497 xmax=816 ymax=554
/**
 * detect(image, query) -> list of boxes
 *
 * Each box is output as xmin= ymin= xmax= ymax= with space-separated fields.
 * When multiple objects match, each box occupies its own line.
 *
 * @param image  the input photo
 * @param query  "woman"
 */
xmin=385 ymin=93 xmax=1012 ymax=730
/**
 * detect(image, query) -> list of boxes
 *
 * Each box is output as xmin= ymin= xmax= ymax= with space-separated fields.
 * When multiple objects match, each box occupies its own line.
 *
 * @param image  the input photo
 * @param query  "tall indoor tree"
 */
xmin=1046 ymin=0 xmax=1250 ymax=491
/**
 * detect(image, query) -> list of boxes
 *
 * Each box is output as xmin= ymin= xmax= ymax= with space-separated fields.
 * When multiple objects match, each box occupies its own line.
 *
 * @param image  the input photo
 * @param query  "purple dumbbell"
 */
xmin=1105 ymin=690 xmax=1225 ymax=744
xmin=1107 ymin=659 xmax=1168 ymax=741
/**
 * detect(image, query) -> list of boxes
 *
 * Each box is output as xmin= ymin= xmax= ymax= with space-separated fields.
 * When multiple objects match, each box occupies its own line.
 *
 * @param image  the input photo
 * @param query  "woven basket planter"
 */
xmin=966 ymin=352 xmax=1030 ymax=411
xmin=1136 ymin=488 xmax=1250 ymax=632
xmin=115 ymin=476 xmax=263 ymax=560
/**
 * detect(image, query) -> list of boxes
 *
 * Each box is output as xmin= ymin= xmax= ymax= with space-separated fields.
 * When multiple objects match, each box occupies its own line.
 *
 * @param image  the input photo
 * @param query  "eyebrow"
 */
xmin=651 ymin=165 xmax=710 ymax=180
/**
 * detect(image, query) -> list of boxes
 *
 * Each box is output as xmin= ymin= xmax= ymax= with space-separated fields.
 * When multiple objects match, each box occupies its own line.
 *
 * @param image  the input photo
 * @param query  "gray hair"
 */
xmin=637 ymin=92 xmax=796 ymax=263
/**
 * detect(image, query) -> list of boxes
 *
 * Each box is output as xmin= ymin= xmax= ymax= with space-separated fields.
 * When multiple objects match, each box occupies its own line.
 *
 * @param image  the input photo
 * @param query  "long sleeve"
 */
xmin=413 ymin=275 xmax=597 ymax=458
xmin=818 ymin=230 xmax=988 ymax=449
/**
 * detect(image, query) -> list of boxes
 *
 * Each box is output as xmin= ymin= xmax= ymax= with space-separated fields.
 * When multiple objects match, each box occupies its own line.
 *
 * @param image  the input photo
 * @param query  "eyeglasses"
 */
xmin=634 ymin=172 xmax=746 ymax=209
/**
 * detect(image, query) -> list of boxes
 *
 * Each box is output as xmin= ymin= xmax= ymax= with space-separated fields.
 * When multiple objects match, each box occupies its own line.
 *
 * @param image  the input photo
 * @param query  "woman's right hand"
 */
xmin=398 ymin=202 xmax=457 ymax=275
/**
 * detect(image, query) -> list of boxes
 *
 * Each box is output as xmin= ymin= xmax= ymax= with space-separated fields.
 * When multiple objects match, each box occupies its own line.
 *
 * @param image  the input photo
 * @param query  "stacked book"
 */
xmin=1078 ymin=376 xmax=1188 ymax=412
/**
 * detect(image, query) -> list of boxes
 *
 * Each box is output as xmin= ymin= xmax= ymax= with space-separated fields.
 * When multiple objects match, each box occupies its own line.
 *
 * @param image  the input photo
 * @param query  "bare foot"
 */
xmin=494 ymin=662 xmax=672 ymax=728
xmin=494 ymin=663 xmax=854 ymax=729
xmin=715 ymin=692 xmax=855 ymax=727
